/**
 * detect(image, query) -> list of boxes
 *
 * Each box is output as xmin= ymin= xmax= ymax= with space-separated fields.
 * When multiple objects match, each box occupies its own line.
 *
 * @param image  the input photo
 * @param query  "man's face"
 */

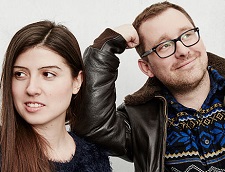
xmin=139 ymin=8 xmax=208 ymax=93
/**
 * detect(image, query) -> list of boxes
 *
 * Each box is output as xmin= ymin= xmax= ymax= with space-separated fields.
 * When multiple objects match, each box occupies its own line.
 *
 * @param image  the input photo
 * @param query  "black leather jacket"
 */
xmin=74 ymin=33 xmax=225 ymax=172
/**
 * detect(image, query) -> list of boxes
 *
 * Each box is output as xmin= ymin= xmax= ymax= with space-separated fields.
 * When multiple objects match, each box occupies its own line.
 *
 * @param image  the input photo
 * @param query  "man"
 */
xmin=74 ymin=1 xmax=225 ymax=171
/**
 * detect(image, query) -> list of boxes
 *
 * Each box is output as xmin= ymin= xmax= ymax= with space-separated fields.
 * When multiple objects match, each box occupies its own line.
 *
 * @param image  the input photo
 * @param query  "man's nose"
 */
xmin=174 ymin=41 xmax=190 ymax=59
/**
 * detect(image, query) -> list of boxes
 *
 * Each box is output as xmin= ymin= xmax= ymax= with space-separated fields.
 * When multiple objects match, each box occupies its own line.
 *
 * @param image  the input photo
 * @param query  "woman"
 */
xmin=0 ymin=20 xmax=111 ymax=172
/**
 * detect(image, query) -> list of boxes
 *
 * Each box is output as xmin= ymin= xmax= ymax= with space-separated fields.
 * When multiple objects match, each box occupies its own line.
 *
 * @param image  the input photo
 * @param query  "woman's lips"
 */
xmin=25 ymin=102 xmax=45 ymax=112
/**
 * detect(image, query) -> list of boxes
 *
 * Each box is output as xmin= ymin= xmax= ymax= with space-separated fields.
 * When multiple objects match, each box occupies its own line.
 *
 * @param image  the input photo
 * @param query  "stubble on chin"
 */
xmin=164 ymin=67 xmax=208 ymax=95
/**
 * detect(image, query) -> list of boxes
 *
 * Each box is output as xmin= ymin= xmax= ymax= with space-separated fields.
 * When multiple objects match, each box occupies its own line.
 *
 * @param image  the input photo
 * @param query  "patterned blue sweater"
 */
xmin=164 ymin=67 xmax=225 ymax=171
xmin=53 ymin=132 xmax=111 ymax=172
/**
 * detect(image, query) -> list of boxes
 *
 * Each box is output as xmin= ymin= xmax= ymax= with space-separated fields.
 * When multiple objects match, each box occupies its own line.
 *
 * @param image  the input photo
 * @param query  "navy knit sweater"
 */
xmin=53 ymin=132 xmax=112 ymax=172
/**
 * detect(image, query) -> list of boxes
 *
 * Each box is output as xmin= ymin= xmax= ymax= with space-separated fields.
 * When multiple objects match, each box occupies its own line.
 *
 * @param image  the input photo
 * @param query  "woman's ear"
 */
xmin=138 ymin=59 xmax=154 ymax=77
xmin=72 ymin=70 xmax=83 ymax=94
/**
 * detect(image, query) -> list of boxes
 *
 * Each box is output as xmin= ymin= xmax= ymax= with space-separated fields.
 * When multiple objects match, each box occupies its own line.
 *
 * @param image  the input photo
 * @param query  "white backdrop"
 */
xmin=1 ymin=0 xmax=225 ymax=171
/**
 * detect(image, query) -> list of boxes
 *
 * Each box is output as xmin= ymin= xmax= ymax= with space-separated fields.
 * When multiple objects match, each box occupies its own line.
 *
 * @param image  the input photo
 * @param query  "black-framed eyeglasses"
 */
xmin=141 ymin=27 xmax=200 ymax=58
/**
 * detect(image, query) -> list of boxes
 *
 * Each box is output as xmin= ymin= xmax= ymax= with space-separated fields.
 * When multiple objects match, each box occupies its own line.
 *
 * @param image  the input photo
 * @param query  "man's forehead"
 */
xmin=139 ymin=9 xmax=194 ymax=45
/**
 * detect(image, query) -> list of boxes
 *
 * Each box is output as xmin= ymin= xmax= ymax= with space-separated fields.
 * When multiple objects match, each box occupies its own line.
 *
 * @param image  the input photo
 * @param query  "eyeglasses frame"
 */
xmin=141 ymin=27 xmax=200 ymax=59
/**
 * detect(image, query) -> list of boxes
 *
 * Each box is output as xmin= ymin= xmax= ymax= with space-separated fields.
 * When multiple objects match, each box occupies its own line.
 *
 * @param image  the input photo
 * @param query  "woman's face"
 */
xmin=12 ymin=46 xmax=82 ymax=129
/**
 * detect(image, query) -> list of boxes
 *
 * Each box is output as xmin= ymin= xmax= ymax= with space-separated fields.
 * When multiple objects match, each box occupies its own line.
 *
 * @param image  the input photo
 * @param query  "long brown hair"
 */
xmin=0 ymin=20 xmax=86 ymax=172
xmin=132 ymin=1 xmax=196 ymax=58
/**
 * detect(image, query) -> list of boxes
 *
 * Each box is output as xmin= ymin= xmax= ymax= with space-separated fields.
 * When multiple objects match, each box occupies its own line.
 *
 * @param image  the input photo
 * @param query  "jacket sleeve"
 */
xmin=73 ymin=30 xmax=133 ymax=161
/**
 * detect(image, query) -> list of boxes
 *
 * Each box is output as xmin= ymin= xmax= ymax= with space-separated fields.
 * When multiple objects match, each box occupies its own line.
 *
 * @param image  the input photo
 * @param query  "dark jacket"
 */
xmin=74 ymin=34 xmax=225 ymax=172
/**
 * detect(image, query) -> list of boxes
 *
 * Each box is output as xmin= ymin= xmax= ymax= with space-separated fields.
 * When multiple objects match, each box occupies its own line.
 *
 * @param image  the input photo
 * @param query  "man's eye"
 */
xmin=182 ymin=33 xmax=191 ymax=40
xmin=162 ymin=42 xmax=172 ymax=48
xmin=182 ymin=30 xmax=195 ymax=40
xmin=158 ymin=41 xmax=173 ymax=51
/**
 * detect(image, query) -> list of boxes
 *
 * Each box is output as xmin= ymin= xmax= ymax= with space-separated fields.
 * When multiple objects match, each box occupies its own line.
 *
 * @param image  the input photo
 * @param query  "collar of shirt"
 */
xmin=162 ymin=66 xmax=225 ymax=113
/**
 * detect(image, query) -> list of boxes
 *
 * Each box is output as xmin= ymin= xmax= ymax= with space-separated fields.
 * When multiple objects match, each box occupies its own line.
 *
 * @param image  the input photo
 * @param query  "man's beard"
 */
xmin=162 ymin=68 xmax=208 ymax=95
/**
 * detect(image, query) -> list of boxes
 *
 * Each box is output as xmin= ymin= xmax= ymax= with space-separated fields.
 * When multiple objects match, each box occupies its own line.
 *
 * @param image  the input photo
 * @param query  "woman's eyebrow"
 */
xmin=13 ymin=65 xmax=62 ymax=70
xmin=39 ymin=66 xmax=62 ymax=70
xmin=13 ymin=66 xmax=27 ymax=69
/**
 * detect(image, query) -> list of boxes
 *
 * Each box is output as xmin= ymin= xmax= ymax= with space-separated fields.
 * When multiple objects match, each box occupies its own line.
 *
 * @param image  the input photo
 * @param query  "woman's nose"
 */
xmin=26 ymin=78 xmax=42 ymax=96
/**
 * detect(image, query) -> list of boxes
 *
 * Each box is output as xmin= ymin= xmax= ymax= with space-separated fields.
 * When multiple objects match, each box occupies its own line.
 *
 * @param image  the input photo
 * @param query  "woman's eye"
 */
xmin=14 ymin=71 xmax=26 ymax=78
xmin=43 ymin=72 xmax=56 ymax=78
